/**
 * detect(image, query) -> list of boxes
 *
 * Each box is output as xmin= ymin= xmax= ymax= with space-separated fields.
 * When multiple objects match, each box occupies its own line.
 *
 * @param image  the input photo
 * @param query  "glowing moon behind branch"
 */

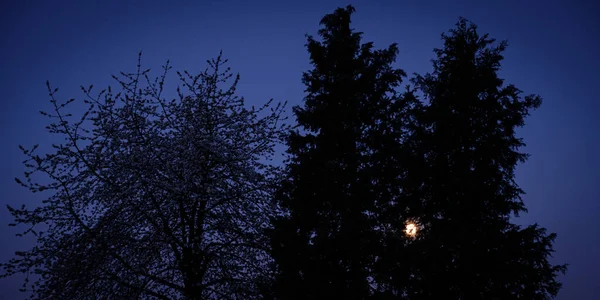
xmin=405 ymin=222 xmax=417 ymax=237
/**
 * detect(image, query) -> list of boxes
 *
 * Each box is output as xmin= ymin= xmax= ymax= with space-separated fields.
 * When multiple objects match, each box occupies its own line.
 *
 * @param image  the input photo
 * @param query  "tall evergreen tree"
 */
xmin=394 ymin=18 xmax=567 ymax=299
xmin=267 ymin=5 xmax=408 ymax=299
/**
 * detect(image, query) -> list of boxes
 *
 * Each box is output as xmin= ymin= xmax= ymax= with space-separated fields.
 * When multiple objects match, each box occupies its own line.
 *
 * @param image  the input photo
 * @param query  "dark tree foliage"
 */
xmin=267 ymin=6 xmax=412 ymax=299
xmin=1 ymin=6 xmax=566 ymax=300
xmin=1 ymin=52 xmax=288 ymax=299
xmin=268 ymin=7 xmax=565 ymax=300
xmin=390 ymin=18 xmax=567 ymax=299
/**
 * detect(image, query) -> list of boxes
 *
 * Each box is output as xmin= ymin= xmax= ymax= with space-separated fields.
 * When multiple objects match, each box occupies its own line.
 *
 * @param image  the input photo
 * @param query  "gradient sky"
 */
xmin=1 ymin=0 xmax=598 ymax=298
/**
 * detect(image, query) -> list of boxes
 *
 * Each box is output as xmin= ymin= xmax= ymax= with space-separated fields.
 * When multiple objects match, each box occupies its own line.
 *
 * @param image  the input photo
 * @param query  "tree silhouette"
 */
xmin=1 ymin=52 xmax=288 ymax=299
xmin=1 ymin=7 xmax=566 ymax=300
xmin=390 ymin=18 xmax=567 ymax=299
xmin=268 ymin=7 xmax=566 ymax=300
xmin=267 ymin=5 xmax=412 ymax=299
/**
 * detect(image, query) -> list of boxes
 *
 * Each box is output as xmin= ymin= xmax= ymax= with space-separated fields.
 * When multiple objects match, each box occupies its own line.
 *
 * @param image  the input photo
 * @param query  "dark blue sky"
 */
xmin=1 ymin=0 xmax=598 ymax=298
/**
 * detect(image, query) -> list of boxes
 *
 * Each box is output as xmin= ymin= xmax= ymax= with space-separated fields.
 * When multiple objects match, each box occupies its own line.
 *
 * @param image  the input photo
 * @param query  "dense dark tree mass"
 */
xmin=2 ymin=5 xmax=566 ymax=300
xmin=388 ymin=18 xmax=568 ymax=299
xmin=268 ymin=5 xmax=412 ymax=299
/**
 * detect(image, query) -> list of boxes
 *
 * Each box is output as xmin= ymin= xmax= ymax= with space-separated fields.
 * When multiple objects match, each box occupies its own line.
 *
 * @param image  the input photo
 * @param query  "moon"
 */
xmin=405 ymin=223 xmax=417 ymax=237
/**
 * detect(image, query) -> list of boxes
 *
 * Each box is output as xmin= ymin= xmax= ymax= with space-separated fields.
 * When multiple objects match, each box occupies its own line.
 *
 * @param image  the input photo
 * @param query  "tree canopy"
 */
xmin=2 ymin=5 xmax=566 ymax=300
xmin=1 ymin=53 xmax=288 ymax=299
xmin=268 ymin=5 xmax=410 ymax=299
xmin=389 ymin=18 xmax=567 ymax=299
xmin=268 ymin=6 xmax=566 ymax=300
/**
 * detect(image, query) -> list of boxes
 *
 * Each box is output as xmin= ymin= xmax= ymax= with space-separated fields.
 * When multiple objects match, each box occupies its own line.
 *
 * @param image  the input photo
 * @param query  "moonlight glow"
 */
xmin=405 ymin=223 xmax=417 ymax=237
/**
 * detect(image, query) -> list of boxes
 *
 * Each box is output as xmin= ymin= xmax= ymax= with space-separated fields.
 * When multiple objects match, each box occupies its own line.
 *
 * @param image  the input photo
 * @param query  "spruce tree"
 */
xmin=268 ymin=6 xmax=408 ymax=299
xmin=396 ymin=18 xmax=567 ymax=299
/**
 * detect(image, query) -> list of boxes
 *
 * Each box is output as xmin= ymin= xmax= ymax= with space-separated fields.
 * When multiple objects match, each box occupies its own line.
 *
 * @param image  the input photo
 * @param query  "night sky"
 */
xmin=1 ymin=0 xmax=598 ymax=298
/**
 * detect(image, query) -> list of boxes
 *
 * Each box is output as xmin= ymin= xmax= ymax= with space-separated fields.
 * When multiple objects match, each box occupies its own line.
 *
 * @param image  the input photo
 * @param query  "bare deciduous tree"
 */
xmin=1 ymin=52 xmax=287 ymax=300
